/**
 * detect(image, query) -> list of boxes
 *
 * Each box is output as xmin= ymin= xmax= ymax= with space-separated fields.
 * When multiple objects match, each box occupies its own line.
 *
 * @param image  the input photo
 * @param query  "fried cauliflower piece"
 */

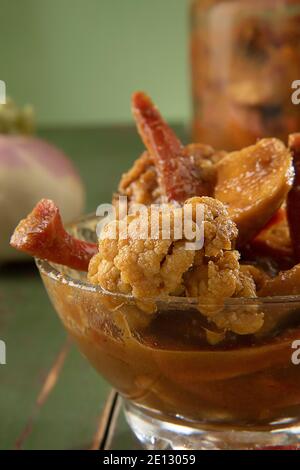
xmin=118 ymin=151 xmax=161 ymax=205
xmin=186 ymin=196 xmax=238 ymax=257
xmin=185 ymin=251 xmax=263 ymax=335
xmin=89 ymin=209 xmax=195 ymax=312
xmin=181 ymin=198 xmax=263 ymax=334
xmin=89 ymin=197 xmax=262 ymax=334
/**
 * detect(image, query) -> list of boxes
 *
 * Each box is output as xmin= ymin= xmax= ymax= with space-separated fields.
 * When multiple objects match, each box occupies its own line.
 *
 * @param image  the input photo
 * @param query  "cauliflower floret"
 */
xmin=185 ymin=250 xmax=263 ymax=335
xmin=117 ymin=152 xmax=161 ymax=205
xmin=89 ymin=209 xmax=196 ymax=312
xmin=186 ymin=196 xmax=238 ymax=257
xmin=89 ymin=197 xmax=263 ymax=334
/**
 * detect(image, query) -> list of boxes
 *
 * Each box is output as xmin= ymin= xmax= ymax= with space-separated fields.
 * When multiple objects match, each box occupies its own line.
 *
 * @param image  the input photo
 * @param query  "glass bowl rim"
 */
xmin=35 ymin=256 xmax=300 ymax=308
xmin=35 ymin=211 xmax=300 ymax=307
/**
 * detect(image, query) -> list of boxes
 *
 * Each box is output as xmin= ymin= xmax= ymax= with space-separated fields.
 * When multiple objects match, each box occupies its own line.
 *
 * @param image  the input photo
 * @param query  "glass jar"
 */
xmin=190 ymin=0 xmax=300 ymax=150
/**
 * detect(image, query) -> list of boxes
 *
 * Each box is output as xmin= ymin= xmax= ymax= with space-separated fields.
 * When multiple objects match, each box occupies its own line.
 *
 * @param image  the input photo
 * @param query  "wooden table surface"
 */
xmin=0 ymin=124 xmax=184 ymax=450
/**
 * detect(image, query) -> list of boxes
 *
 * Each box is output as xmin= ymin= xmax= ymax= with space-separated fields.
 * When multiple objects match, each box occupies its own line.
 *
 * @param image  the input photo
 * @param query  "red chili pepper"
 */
xmin=132 ymin=92 xmax=207 ymax=203
xmin=287 ymin=133 xmax=300 ymax=262
xmin=10 ymin=199 xmax=98 ymax=271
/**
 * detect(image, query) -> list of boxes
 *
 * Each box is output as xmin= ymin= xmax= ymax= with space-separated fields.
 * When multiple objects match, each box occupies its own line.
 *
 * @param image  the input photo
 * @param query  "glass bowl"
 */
xmin=36 ymin=214 xmax=300 ymax=450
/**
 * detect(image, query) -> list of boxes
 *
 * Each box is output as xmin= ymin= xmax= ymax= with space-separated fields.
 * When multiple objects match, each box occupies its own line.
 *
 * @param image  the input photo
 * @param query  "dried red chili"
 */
xmin=132 ymin=92 xmax=207 ymax=203
xmin=10 ymin=199 xmax=98 ymax=271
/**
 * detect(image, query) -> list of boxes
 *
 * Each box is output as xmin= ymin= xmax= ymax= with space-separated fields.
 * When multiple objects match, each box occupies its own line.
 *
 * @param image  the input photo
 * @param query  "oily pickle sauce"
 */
xmin=132 ymin=308 xmax=300 ymax=352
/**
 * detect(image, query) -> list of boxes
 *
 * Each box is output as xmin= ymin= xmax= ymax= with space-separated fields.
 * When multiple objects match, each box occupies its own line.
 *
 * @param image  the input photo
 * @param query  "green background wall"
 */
xmin=1 ymin=0 xmax=190 ymax=126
